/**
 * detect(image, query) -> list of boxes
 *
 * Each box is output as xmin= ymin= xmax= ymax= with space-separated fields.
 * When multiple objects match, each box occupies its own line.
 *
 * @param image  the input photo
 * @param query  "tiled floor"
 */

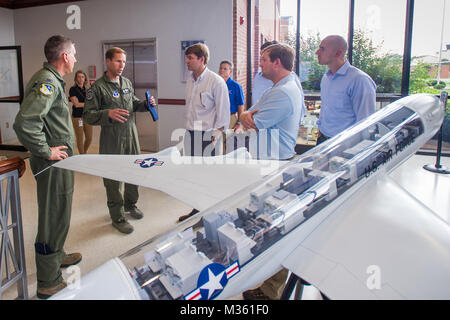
xmin=1 ymin=146 xmax=449 ymax=300
xmin=1 ymin=144 xmax=192 ymax=300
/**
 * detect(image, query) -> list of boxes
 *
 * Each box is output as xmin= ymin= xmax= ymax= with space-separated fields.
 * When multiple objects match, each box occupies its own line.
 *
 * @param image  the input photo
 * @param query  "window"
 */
xmin=296 ymin=0 xmax=349 ymax=146
xmin=353 ymin=0 xmax=406 ymax=96
xmin=250 ymin=0 xmax=298 ymax=106
xmin=411 ymin=0 xmax=450 ymax=152
xmin=244 ymin=0 xmax=448 ymax=152
xmin=411 ymin=0 xmax=450 ymax=95
xmin=299 ymin=0 xmax=348 ymax=93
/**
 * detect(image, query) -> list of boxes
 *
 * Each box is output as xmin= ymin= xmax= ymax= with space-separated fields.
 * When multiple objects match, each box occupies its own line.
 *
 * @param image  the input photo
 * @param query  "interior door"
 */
xmin=133 ymin=40 xmax=158 ymax=152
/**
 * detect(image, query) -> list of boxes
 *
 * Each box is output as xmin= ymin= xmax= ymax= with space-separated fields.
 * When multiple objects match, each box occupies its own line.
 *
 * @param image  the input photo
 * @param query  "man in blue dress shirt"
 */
xmin=315 ymin=35 xmax=376 ymax=144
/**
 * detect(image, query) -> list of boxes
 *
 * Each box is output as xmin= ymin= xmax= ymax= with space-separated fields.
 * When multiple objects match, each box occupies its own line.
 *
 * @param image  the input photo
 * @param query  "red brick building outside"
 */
xmin=430 ymin=64 xmax=450 ymax=79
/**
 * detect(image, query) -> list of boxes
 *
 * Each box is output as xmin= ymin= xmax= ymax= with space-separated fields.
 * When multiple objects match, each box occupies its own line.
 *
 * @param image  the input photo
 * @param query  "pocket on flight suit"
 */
xmin=122 ymin=88 xmax=133 ymax=105
xmin=53 ymin=168 xmax=74 ymax=195
xmin=32 ymin=157 xmax=74 ymax=257
xmin=31 ymin=157 xmax=74 ymax=196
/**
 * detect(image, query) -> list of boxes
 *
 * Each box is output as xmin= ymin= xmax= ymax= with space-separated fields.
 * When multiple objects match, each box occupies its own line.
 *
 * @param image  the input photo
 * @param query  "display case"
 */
xmin=115 ymin=94 xmax=443 ymax=300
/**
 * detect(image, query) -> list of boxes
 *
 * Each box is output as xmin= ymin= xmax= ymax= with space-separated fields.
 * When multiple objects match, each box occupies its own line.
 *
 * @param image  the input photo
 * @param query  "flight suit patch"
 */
xmin=40 ymin=83 xmax=54 ymax=96
xmin=112 ymin=90 xmax=120 ymax=98
xmin=86 ymin=89 xmax=94 ymax=101
xmin=122 ymin=88 xmax=131 ymax=94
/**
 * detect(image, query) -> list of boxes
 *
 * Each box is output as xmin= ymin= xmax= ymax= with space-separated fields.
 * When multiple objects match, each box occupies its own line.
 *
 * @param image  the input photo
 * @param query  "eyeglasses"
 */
xmin=65 ymin=51 xmax=77 ymax=61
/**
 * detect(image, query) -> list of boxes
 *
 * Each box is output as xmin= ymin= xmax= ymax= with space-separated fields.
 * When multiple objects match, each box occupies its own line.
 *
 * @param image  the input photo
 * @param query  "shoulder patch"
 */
xmin=40 ymin=83 xmax=54 ymax=96
xmin=86 ymin=89 xmax=94 ymax=101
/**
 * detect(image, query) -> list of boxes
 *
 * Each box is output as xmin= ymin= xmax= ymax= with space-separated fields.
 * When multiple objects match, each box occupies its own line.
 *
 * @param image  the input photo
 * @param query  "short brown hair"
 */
xmin=262 ymin=43 xmax=295 ymax=71
xmin=44 ymin=35 xmax=74 ymax=63
xmin=185 ymin=43 xmax=209 ymax=65
xmin=105 ymin=47 xmax=126 ymax=61
xmin=260 ymin=40 xmax=278 ymax=51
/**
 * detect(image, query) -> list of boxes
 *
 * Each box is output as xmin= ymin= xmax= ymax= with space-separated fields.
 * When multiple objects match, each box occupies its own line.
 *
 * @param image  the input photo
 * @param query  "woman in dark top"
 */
xmin=69 ymin=70 xmax=93 ymax=154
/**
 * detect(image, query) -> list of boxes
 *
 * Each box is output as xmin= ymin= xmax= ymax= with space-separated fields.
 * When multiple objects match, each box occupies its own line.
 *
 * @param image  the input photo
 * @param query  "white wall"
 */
xmin=0 ymin=7 xmax=19 ymax=143
xmin=12 ymin=0 xmax=233 ymax=149
xmin=0 ymin=7 xmax=15 ymax=45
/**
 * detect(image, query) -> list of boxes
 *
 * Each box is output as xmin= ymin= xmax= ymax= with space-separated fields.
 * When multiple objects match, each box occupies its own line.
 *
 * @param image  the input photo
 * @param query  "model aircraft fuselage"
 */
xmin=52 ymin=94 xmax=447 ymax=300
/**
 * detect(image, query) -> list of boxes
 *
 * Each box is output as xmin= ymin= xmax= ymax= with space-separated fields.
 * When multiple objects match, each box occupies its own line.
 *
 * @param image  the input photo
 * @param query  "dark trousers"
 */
xmin=316 ymin=132 xmax=330 ymax=145
xmin=184 ymin=130 xmax=220 ymax=157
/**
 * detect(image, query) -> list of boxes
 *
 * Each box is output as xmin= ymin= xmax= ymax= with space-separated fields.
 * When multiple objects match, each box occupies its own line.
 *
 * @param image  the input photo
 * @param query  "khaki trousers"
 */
xmin=260 ymin=268 xmax=289 ymax=299
xmin=72 ymin=117 xmax=93 ymax=154
xmin=228 ymin=113 xmax=239 ymax=129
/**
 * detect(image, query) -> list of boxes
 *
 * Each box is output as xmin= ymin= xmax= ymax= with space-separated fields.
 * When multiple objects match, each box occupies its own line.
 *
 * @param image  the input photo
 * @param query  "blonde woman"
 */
xmin=69 ymin=70 xmax=93 ymax=154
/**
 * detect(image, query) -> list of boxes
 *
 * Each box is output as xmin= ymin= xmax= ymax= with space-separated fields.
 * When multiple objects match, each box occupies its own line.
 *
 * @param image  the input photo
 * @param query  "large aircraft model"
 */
xmin=52 ymin=94 xmax=450 ymax=300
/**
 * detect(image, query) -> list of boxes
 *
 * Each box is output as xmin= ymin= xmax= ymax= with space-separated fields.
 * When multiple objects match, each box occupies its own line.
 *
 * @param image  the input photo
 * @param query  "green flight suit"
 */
xmin=13 ymin=62 xmax=75 ymax=289
xmin=83 ymin=73 xmax=147 ymax=222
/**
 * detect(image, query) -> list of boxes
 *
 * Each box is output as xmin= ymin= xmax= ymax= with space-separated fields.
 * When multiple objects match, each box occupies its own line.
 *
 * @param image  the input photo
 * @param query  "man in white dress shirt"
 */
xmin=179 ymin=42 xmax=230 ymax=222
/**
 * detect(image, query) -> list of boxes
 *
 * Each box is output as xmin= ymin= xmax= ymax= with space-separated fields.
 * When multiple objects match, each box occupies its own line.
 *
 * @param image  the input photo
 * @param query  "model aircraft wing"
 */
xmin=53 ymin=147 xmax=283 ymax=212
xmin=281 ymin=171 xmax=450 ymax=299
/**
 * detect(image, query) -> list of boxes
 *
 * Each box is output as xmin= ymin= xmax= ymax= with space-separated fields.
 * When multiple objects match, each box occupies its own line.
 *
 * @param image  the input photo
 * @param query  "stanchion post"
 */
xmin=423 ymin=91 xmax=450 ymax=174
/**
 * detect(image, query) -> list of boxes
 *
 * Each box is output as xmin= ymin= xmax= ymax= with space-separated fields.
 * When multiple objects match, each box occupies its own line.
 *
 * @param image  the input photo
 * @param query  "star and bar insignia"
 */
xmin=185 ymin=261 xmax=240 ymax=300
xmin=134 ymin=157 xmax=164 ymax=168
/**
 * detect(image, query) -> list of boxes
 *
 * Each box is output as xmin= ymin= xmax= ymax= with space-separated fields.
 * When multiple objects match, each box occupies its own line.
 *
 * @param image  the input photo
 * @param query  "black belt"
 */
xmin=318 ymin=130 xmax=330 ymax=139
xmin=317 ymin=131 xmax=330 ymax=145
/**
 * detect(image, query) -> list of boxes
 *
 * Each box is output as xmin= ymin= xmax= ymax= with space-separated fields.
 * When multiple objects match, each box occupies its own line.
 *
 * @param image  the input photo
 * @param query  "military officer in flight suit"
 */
xmin=83 ymin=47 xmax=156 ymax=234
xmin=13 ymin=35 xmax=82 ymax=299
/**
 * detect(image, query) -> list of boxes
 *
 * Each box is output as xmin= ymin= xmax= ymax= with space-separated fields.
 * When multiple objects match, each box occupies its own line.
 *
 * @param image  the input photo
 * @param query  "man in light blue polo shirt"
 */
xmin=239 ymin=43 xmax=305 ymax=300
xmin=239 ymin=44 xmax=305 ymax=160
xmin=315 ymin=35 xmax=376 ymax=144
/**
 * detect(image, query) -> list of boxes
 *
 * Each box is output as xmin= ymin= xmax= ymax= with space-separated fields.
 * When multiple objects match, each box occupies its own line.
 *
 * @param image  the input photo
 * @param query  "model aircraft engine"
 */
xmin=51 ymin=94 xmax=445 ymax=300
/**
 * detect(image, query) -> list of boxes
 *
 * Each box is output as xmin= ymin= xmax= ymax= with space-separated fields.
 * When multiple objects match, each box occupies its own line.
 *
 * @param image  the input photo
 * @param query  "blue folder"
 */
xmin=146 ymin=90 xmax=158 ymax=121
